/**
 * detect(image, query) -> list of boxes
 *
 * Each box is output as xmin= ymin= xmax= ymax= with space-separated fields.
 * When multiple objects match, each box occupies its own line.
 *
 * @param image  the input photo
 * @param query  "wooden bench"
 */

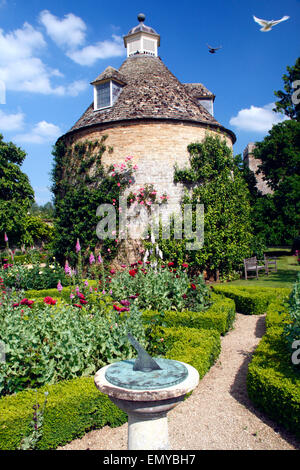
xmin=264 ymin=254 xmax=277 ymax=274
xmin=243 ymin=256 xmax=266 ymax=280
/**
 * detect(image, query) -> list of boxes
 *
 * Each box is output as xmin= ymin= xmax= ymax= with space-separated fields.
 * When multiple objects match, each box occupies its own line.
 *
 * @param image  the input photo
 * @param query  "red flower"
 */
xmin=138 ymin=260 xmax=143 ymax=265
xmin=110 ymin=269 xmax=115 ymax=274
xmin=182 ymin=263 xmax=189 ymax=268
xmin=129 ymin=269 xmax=137 ymax=277
xmin=77 ymin=293 xmax=85 ymax=300
xmin=168 ymin=262 xmax=174 ymax=267
xmin=190 ymin=283 xmax=196 ymax=290
xmin=20 ymin=298 xmax=35 ymax=306
xmin=74 ymin=304 xmax=82 ymax=309
xmin=113 ymin=304 xmax=122 ymax=311
xmin=80 ymin=299 xmax=88 ymax=305
xmin=44 ymin=296 xmax=57 ymax=305
xmin=182 ymin=294 xmax=187 ymax=299
xmin=13 ymin=302 xmax=20 ymax=307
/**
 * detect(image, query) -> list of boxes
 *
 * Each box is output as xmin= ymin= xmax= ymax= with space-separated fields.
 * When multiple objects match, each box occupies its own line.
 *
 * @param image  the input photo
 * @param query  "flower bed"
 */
xmin=0 ymin=325 xmax=221 ymax=449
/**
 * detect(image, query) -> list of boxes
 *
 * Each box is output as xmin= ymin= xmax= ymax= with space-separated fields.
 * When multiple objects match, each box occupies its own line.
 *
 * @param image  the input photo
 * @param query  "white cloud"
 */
xmin=14 ymin=120 xmax=61 ymax=144
xmin=39 ymin=10 xmax=86 ymax=49
xmin=0 ymin=21 xmax=87 ymax=96
xmin=67 ymin=35 xmax=124 ymax=66
xmin=229 ymin=103 xmax=288 ymax=133
xmin=0 ymin=109 xmax=25 ymax=131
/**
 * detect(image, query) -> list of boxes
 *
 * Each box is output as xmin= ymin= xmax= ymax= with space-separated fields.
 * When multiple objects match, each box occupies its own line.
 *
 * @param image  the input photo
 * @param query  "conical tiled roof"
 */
xmin=66 ymin=54 xmax=235 ymax=142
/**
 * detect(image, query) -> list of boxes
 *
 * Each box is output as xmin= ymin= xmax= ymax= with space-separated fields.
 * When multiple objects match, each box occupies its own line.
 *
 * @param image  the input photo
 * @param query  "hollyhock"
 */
xmin=98 ymin=254 xmax=102 ymax=263
xmin=57 ymin=281 xmax=63 ymax=292
xmin=75 ymin=238 xmax=81 ymax=253
xmin=89 ymin=252 xmax=95 ymax=264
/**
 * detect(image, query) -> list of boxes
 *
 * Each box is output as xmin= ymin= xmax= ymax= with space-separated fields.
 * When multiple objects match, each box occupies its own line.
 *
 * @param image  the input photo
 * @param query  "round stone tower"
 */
xmin=57 ymin=14 xmax=236 ymax=253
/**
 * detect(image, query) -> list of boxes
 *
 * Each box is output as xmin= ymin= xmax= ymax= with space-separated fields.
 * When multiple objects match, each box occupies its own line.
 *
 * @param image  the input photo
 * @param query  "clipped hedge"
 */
xmin=212 ymin=285 xmax=290 ymax=315
xmin=0 ymin=377 xmax=127 ymax=450
xmin=162 ymin=326 xmax=221 ymax=380
xmin=142 ymin=295 xmax=235 ymax=336
xmin=0 ymin=322 xmax=222 ymax=450
xmin=247 ymin=301 xmax=300 ymax=438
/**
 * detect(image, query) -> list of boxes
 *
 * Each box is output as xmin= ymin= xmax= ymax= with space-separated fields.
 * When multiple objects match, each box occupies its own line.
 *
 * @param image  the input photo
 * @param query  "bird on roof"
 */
xmin=206 ymin=44 xmax=222 ymax=54
xmin=253 ymin=15 xmax=290 ymax=31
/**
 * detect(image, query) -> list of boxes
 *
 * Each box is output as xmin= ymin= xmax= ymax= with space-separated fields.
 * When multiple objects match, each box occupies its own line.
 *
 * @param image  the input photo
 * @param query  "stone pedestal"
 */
xmin=94 ymin=361 xmax=199 ymax=450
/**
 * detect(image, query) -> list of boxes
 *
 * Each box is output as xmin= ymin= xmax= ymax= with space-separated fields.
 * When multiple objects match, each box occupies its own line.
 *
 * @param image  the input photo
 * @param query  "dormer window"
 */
xmin=91 ymin=67 xmax=126 ymax=111
xmin=198 ymin=99 xmax=214 ymax=116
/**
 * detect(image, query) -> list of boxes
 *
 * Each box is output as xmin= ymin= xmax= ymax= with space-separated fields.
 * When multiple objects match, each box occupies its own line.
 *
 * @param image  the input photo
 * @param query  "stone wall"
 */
xmin=64 ymin=120 xmax=233 ymax=229
xmin=243 ymin=143 xmax=273 ymax=195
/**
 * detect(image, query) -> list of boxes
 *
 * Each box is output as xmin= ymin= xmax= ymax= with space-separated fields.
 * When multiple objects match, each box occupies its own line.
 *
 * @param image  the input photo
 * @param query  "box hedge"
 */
xmin=212 ymin=285 xmax=291 ymax=315
xmin=0 ymin=323 xmax=221 ymax=450
xmin=142 ymin=295 xmax=235 ymax=336
xmin=247 ymin=301 xmax=300 ymax=438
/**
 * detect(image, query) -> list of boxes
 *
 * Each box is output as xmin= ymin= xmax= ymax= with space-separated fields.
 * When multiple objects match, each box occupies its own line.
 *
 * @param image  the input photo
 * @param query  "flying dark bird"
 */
xmin=207 ymin=44 xmax=222 ymax=54
xmin=253 ymin=15 xmax=290 ymax=31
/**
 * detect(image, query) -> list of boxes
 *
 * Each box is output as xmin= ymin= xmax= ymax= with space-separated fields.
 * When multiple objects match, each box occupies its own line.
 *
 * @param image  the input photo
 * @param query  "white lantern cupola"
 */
xmin=123 ymin=13 xmax=160 ymax=58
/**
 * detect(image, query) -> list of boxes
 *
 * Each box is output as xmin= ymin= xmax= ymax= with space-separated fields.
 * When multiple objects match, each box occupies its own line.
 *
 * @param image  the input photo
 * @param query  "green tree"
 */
xmin=0 ymin=134 xmax=34 ymax=247
xmin=273 ymin=57 xmax=300 ymax=121
xmin=251 ymin=120 xmax=300 ymax=246
xmin=162 ymin=135 xmax=253 ymax=278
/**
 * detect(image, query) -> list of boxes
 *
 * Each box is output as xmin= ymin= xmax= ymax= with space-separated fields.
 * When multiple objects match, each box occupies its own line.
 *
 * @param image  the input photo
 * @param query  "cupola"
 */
xmin=123 ymin=13 xmax=160 ymax=58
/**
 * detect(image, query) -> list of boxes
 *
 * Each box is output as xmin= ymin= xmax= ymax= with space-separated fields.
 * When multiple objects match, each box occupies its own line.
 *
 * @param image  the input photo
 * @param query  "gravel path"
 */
xmin=59 ymin=313 xmax=299 ymax=450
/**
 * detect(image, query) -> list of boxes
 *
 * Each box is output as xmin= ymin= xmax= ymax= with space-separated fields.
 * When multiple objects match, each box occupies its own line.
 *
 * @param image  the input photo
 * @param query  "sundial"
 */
xmin=105 ymin=333 xmax=189 ymax=390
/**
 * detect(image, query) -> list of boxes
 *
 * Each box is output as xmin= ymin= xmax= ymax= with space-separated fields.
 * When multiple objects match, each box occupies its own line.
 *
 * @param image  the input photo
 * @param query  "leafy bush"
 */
xmin=0 ymin=261 xmax=72 ymax=290
xmin=0 ymin=377 xmax=127 ymax=450
xmin=247 ymin=300 xmax=300 ymax=437
xmin=110 ymin=265 xmax=211 ymax=312
xmin=0 ymin=292 xmax=146 ymax=396
xmin=0 ymin=322 xmax=222 ymax=450
xmin=142 ymin=295 xmax=235 ymax=337
xmin=283 ymin=273 xmax=300 ymax=367
xmin=212 ymin=285 xmax=290 ymax=315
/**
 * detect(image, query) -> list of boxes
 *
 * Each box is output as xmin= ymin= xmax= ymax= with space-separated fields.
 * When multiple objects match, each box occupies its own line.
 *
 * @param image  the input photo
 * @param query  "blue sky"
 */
xmin=0 ymin=0 xmax=299 ymax=204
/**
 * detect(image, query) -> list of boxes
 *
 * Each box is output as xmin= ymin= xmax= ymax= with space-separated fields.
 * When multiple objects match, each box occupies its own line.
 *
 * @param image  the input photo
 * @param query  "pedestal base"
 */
xmin=94 ymin=361 xmax=199 ymax=450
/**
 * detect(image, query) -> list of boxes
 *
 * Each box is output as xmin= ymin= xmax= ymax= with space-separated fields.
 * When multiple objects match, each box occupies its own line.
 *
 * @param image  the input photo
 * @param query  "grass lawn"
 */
xmin=225 ymin=248 xmax=300 ymax=288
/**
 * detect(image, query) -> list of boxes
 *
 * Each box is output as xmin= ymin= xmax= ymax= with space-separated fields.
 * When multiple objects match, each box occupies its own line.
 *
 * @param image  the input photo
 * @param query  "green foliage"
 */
xmin=0 ymin=261 xmax=71 ymax=290
xmin=0 ymin=134 xmax=35 ymax=248
xmin=212 ymin=285 xmax=291 ymax=315
xmin=273 ymin=57 xmax=300 ymax=121
xmin=247 ymin=300 xmax=300 ymax=438
xmin=170 ymin=135 xmax=253 ymax=277
xmin=0 ymin=376 xmax=127 ymax=450
xmin=110 ymin=265 xmax=211 ymax=312
xmin=18 ymin=390 xmax=49 ymax=450
xmin=283 ymin=273 xmax=300 ymax=364
xmin=29 ymin=202 xmax=54 ymax=220
xmin=249 ymin=120 xmax=300 ymax=246
xmin=142 ymin=295 xmax=236 ymax=337
xmin=0 ymin=291 xmax=146 ymax=396
xmin=154 ymin=326 xmax=221 ymax=380
xmin=51 ymin=138 xmax=134 ymax=265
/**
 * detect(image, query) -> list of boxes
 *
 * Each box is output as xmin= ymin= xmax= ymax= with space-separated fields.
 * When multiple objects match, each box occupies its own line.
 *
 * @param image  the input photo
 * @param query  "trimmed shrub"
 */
xmin=247 ymin=301 xmax=300 ymax=438
xmin=142 ymin=295 xmax=235 ymax=336
xmin=212 ymin=285 xmax=290 ymax=315
xmin=0 ymin=324 xmax=221 ymax=449
xmin=162 ymin=327 xmax=221 ymax=380
xmin=0 ymin=377 xmax=127 ymax=450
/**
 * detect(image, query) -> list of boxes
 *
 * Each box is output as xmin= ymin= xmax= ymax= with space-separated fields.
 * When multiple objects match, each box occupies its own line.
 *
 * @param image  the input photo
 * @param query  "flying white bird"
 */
xmin=253 ymin=15 xmax=290 ymax=32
